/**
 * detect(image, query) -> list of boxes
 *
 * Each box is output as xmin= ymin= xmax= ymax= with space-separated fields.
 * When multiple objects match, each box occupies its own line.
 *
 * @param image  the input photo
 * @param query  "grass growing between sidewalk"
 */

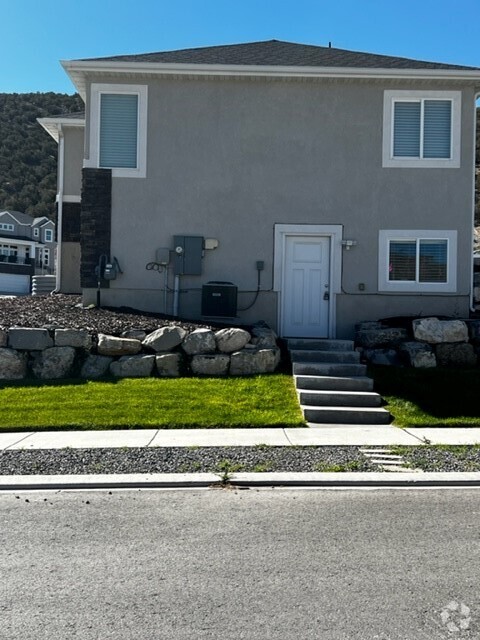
xmin=0 ymin=374 xmax=305 ymax=431
xmin=370 ymin=366 xmax=480 ymax=427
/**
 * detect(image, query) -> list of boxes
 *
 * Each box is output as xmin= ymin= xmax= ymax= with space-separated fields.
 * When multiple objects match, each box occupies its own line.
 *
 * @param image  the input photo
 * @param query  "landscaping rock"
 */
xmin=0 ymin=330 xmax=6 ymax=347
xmin=31 ymin=346 xmax=76 ymax=379
xmin=250 ymin=326 xmax=277 ymax=348
xmin=355 ymin=321 xmax=384 ymax=331
xmin=156 ymin=353 xmax=182 ymax=377
xmin=412 ymin=317 xmax=468 ymax=344
xmin=435 ymin=343 xmax=477 ymax=368
xmin=399 ymin=342 xmax=436 ymax=368
xmin=80 ymin=355 xmax=113 ymax=379
xmin=466 ymin=320 xmax=480 ymax=343
xmin=8 ymin=327 xmax=53 ymax=351
xmin=230 ymin=348 xmax=280 ymax=375
xmin=182 ymin=328 xmax=216 ymax=355
xmin=363 ymin=348 xmax=401 ymax=366
xmin=0 ymin=348 xmax=27 ymax=379
xmin=215 ymin=328 xmax=251 ymax=353
xmin=120 ymin=329 xmax=147 ymax=341
xmin=142 ymin=326 xmax=187 ymax=352
xmin=97 ymin=334 xmax=142 ymax=356
xmin=355 ymin=327 xmax=408 ymax=348
xmin=110 ymin=355 xmax=155 ymax=378
xmin=55 ymin=329 xmax=92 ymax=349
xmin=190 ymin=354 xmax=230 ymax=376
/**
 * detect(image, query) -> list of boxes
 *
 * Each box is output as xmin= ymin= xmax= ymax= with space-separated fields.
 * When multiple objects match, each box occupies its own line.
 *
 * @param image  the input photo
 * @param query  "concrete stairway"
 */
xmin=289 ymin=338 xmax=391 ymax=426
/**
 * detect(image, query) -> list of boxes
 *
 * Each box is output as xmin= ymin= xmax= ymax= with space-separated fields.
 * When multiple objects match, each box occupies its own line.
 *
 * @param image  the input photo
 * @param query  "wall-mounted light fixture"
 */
xmin=341 ymin=240 xmax=357 ymax=250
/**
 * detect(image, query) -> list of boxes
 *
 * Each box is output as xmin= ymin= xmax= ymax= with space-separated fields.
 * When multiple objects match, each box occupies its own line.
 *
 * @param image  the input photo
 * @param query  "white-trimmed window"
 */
xmin=383 ymin=91 xmax=461 ymax=168
xmin=0 ymin=223 xmax=14 ymax=231
xmin=44 ymin=248 xmax=50 ymax=266
xmin=88 ymin=83 xmax=148 ymax=178
xmin=44 ymin=229 xmax=53 ymax=243
xmin=378 ymin=230 xmax=457 ymax=292
xmin=33 ymin=228 xmax=39 ymax=238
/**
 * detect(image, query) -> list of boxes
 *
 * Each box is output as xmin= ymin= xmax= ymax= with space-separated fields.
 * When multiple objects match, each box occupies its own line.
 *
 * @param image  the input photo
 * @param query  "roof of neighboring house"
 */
xmin=80 ymin=39 xmax=480 ymax=71
xmin=37 ymin=112 xmax=85 ymax=141
xmin=33 ymin=217 xmax=52 ymax=227
xmin=0 ymin=233 xmax=36 ymax=243
xmin=0 ymin=211 xmax=35 ymax=226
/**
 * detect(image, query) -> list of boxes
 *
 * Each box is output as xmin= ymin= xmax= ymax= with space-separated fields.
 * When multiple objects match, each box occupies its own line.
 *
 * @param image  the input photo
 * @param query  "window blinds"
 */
xmin=99 ymin=94 xmax=138 ymax=168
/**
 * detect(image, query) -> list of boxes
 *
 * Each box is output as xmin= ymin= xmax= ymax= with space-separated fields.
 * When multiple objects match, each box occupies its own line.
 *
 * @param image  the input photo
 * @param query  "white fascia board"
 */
xmin=61 ymin=58 xmax=480 ymax=96
xmin=37 ymin=117 xmax=85 ymax=142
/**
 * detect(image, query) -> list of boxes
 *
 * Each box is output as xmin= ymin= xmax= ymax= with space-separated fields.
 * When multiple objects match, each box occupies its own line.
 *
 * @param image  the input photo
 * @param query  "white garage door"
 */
xmin=0 ymin=274 xmax=30 ymax=294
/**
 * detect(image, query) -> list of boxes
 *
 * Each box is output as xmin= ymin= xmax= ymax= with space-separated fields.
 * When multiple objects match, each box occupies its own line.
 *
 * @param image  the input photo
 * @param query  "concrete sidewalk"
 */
xmin=2 ymin=425 xmax=480 ymax=450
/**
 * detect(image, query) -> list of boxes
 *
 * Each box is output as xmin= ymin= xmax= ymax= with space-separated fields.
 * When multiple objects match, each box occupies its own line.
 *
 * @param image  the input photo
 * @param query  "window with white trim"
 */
xmin=44 ymin=248 xmax=50 ymax=266
xmin=33 ymin=227 xmax=39 ymax=237
xmin=0 ymin=223 xmax=14 ymax=231
xmin=44 ymin=229 xmax=53 ymax=243
xmin=383 ymin=91 xmax=461 ymax=168
xmin=378 ymin=230 xmax=457 ymax=292
xmin=88 ymin=83 xmax=148 ymax=178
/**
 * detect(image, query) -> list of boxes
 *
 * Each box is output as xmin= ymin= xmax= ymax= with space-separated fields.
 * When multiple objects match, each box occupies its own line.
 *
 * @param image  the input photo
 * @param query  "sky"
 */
xmin=1 ymin=0 xmax=480 ymax=94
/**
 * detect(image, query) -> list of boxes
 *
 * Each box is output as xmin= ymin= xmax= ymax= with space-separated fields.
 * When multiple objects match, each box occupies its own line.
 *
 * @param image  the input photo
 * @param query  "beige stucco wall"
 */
xmin=82 ymin=75 xmax=476 ymax=337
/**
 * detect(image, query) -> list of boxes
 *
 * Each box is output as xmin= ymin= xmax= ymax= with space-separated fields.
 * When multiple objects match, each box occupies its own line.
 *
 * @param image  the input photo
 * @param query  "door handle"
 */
xmin=323 ymin=292 xmax=330 ymax=301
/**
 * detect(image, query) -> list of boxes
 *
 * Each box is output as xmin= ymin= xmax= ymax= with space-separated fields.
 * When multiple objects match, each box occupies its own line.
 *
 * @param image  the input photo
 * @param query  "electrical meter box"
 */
xmin=173 ymin=236 xmax=204 ymax=275
xmin=201 ymin=281 xmax=237 ymax=317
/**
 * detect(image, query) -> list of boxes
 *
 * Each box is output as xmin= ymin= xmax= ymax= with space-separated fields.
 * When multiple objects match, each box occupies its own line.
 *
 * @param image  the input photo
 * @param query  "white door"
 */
xmin=282 ymin=235 xmax=330 ymax=337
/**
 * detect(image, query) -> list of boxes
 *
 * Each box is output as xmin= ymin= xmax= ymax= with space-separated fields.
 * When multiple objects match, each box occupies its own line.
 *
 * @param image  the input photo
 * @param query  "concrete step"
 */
xmin=295 ymin=375 xmax=374 ymax=392
xmin=302 ymin=406 xmax=391 ymax=425
xmin=287 ymin=339 xmax=354 ymax=351
xmin=299 ymin=389 xmax=382 ymax=407
xmin=293 ymin=362 xmax=367 ymax=377
xmin=290 ymin=349 xmax=360 ymax=364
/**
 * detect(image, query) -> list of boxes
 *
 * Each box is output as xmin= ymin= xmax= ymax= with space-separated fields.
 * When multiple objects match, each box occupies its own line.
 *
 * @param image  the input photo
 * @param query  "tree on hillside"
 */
xmin=0 ymin=92 xmax=83 ymax=219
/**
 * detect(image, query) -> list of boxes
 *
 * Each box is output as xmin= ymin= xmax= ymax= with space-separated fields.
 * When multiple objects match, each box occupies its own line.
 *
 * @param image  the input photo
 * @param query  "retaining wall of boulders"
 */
xmin=356 ymin=317 xmax=480 ymax=368
xmin=0 ymin=325 xmax=280 ymax=380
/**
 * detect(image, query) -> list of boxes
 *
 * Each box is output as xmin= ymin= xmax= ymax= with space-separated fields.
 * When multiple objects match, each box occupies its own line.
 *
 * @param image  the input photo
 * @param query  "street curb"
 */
xmin=2 ymin=471 xmax=480 ymax=490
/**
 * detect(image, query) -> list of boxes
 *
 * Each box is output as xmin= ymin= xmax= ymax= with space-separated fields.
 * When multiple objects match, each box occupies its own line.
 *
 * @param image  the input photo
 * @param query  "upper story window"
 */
xmin=87 ymin=83 xmax=148 ymax=178
xmin=33 ymin=228 xmax=39 ymax=238
xmin=44 ymin=229 xmax=53 ymax=243
xmin=0 ymin=223 xmax=14 ymax=231
xmin=383 ymin=91 xmax=461 ymax=168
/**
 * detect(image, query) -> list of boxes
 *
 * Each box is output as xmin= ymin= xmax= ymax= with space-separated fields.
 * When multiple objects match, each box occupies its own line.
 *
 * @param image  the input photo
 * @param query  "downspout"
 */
xmin=470 ymin=93 xmax=479 ymax=313
xmin=54 ymin=125 xmax=65 ymax=293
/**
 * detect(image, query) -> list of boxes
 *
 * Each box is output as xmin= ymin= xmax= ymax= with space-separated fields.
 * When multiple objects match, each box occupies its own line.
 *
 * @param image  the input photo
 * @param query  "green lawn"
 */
xmin=0 ymin=375 xmax=305 ymax=431
xmin=370 ymin=366 xmax=480 ymax=427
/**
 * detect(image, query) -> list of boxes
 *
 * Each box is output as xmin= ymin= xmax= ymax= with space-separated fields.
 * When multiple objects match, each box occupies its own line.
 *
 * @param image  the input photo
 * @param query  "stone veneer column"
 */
xmin=80 ymin=168 xmax=112 ymax=288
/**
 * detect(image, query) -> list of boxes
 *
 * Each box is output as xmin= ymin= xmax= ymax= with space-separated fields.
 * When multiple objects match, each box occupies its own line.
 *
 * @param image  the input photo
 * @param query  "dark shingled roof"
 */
xmin=81 ymin=39 xmax=479 ymax=71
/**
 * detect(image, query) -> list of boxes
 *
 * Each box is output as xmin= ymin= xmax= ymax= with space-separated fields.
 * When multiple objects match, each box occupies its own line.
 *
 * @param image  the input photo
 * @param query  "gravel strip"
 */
xmin=0 ymin=447 xmax=377 ymax=475
xmin=396 ymin=445 xmax=480 ymax=472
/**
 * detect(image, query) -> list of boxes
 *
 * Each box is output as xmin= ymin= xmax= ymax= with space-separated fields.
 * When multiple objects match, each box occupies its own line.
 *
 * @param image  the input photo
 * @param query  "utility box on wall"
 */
xmin=201 ymin=281 xmax=238 ymax=317
xmin=173 ymin=236 xmax=204 ymax=275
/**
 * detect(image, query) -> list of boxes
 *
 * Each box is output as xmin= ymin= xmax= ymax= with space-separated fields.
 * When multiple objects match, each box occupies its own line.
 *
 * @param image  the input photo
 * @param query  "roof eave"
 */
xmin=61 ymin=59 xmax=480 ymax=97
xmin=37 ymin=116 xmax=85 ymax=142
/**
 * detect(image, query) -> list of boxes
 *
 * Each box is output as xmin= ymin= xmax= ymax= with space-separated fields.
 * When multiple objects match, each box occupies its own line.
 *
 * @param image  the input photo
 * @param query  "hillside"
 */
xmin=0 ymin=92 xmax=83 ymax=219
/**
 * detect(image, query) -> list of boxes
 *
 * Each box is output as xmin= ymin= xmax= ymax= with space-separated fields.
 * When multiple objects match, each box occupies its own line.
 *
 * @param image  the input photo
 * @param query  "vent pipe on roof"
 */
xmin=328 ymin=41 xmax=332 ymax=48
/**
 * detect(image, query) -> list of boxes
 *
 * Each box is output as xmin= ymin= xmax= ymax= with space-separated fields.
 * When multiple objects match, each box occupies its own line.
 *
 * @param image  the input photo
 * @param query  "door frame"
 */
xmin=274 ymin=224 xmax=343 ymax=338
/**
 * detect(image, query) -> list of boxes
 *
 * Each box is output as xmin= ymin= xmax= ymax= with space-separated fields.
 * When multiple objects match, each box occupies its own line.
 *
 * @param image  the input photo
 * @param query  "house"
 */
xmin=0 ymin=210 xmax=56 ymax=294
xmin=39 ymin=40 xmax=480 ymax=338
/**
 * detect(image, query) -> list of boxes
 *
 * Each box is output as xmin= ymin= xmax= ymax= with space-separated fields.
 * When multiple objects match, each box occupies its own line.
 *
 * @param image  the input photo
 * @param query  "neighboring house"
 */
xmin=0 ymin=210 xmax=56 ymax=294
xmin=39 ymin=40 xmax=480 ymax=338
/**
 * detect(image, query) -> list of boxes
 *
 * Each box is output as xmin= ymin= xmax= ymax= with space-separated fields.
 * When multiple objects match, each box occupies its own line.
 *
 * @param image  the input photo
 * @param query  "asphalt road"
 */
xmin=1 ymin=488 xmax=480 ymax=640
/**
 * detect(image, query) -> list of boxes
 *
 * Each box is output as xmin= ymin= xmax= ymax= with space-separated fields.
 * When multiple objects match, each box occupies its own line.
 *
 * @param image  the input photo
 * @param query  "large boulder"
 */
xmin=110 ymin=355 xmax=155 ymax=378
xmin=215 ymin=328 xmax=251 ymax=353
xmin=31 ymin=346 xmax=76 ymax=379
xmin=355 ymin=327 xmax=408 ymax=348
xmin=190 ymin=354 xmax=230 ymax=376
xmin=230 ymin=348 xmax=280 ymax=375
xmin=0 ymin=348 xmax=27 ymax=379
xmin=142 ymin=326 xmax=187 ymax=352
xmin=435 ymin=343 xmax=477 ymax=368
xmin=120 ymin=329 xmax=147 ymax=341
xmin=412 ymin=318 xmax=468 ymax=344
xmin=0 ymin=330 xmax=7 ymax=347
xmin=97 ymin=334 xmax=142 ymax=356
xmin=466 ymin=320 xmax=480 ymax=343
xmin=55 ymin=329 xmax=92 ymax=350
xmin=80 ymin=355 xmax=113 ymax=379
xmin=399 ymin=342 xmax=436 ymax=368
xmin=250 ymin=326 xmax=277 ymax=349
xmin=156 ymin=353 xmax=182 ymax=377
xmin=8 ymin=327 xmax=53 ymax=350
xmin=182 ymin=329 xmax=216 ymax=355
